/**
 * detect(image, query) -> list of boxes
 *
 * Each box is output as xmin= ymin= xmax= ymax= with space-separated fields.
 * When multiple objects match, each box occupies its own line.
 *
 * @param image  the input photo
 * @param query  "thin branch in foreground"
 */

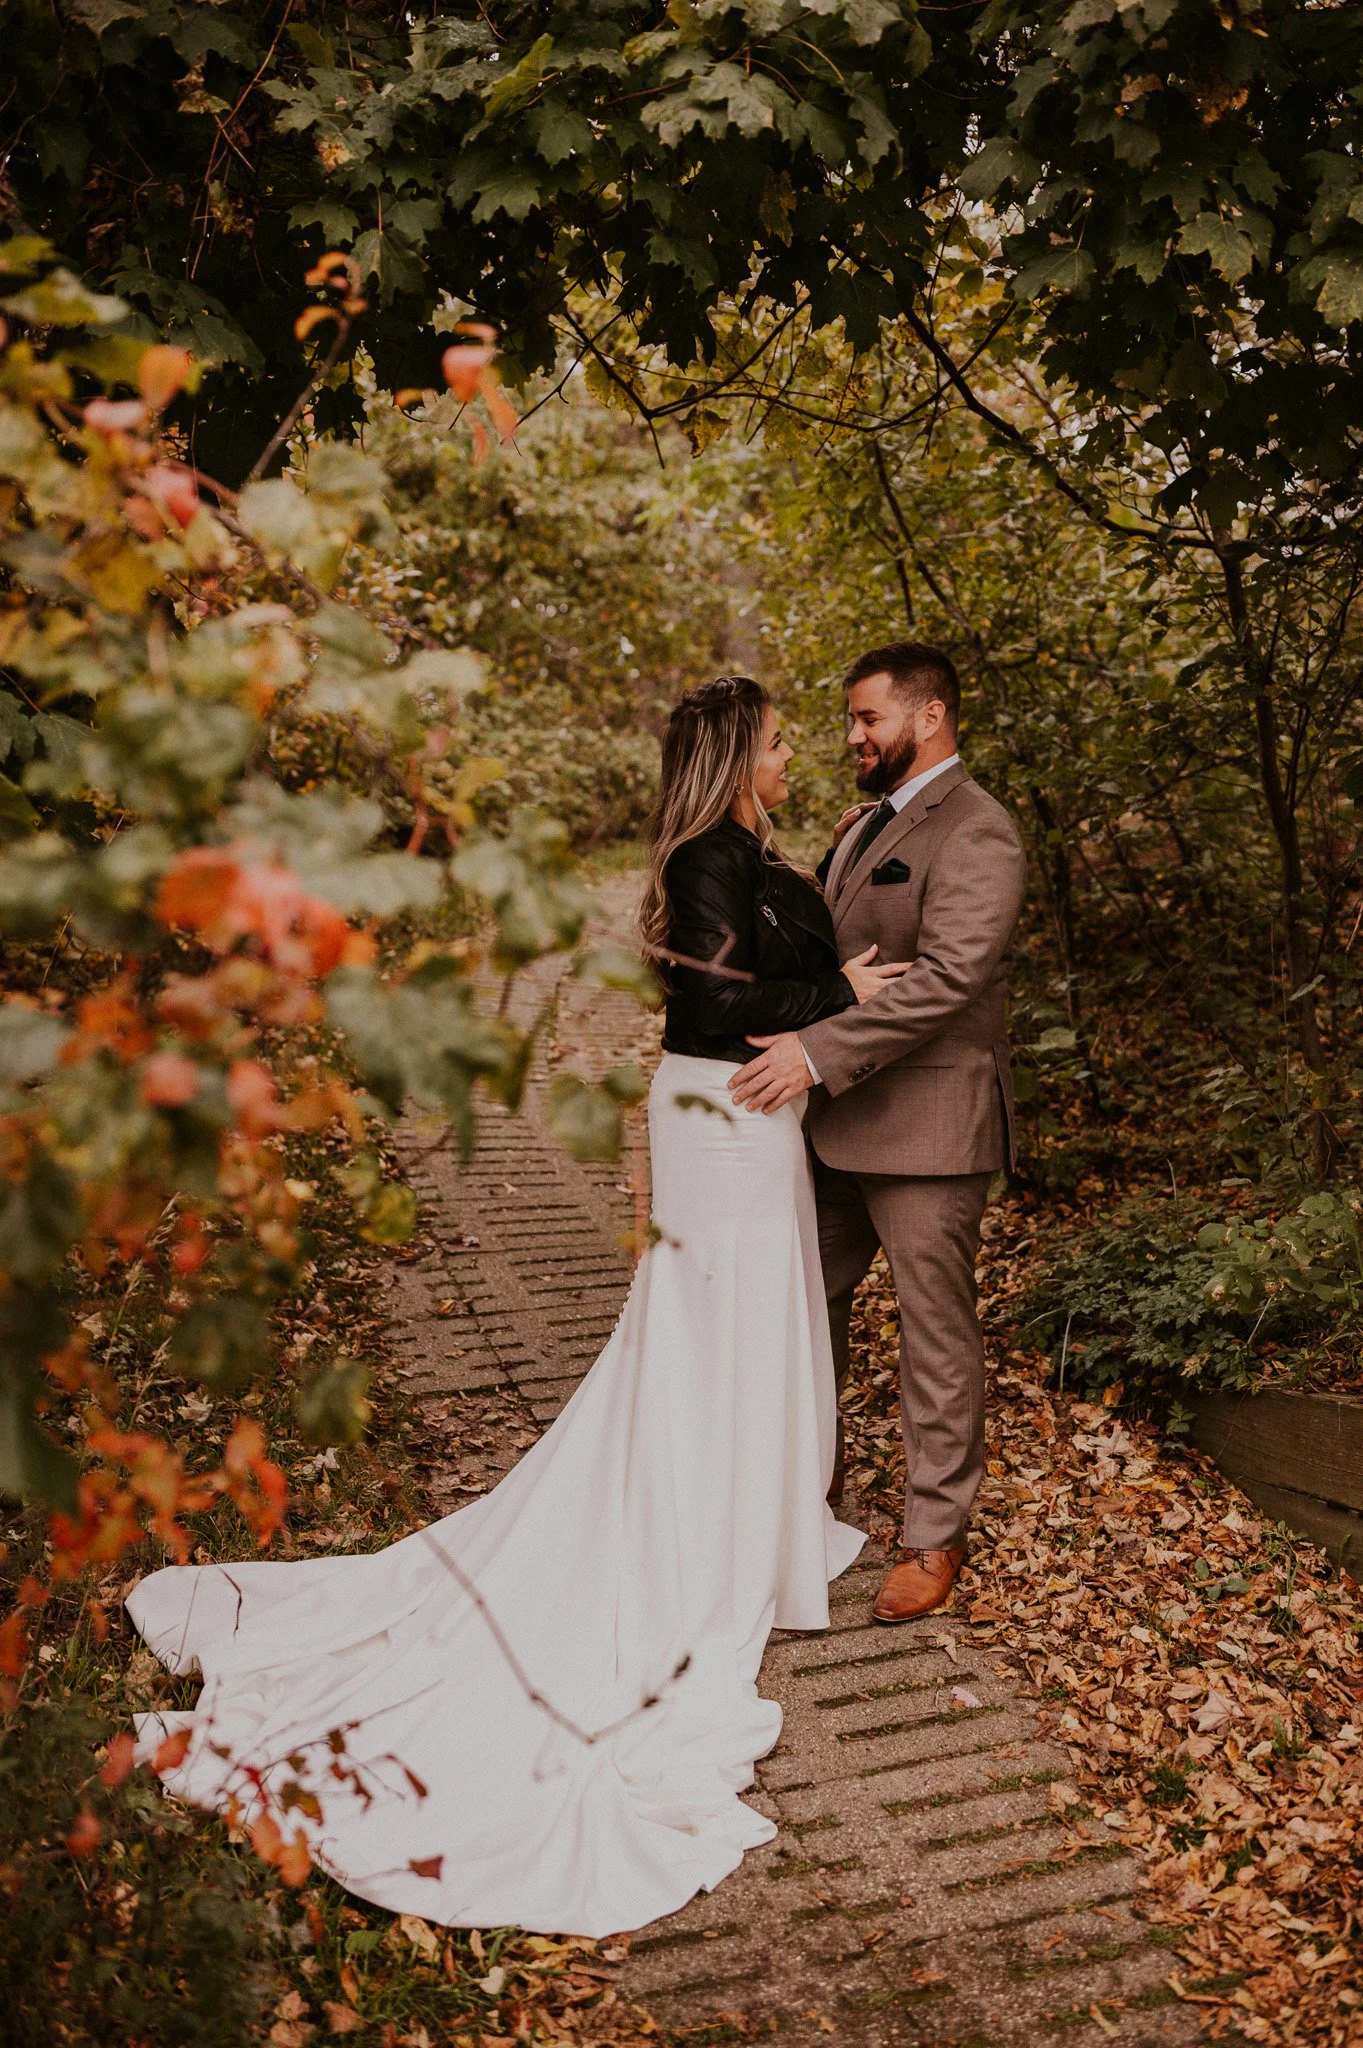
xmin=418 ymin=1528 xmax=689 ymax=1747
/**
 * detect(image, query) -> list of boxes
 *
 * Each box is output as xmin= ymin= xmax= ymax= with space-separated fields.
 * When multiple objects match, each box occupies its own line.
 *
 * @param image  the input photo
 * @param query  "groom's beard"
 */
xmin=855 ymin=728 xmax=918 ymax=796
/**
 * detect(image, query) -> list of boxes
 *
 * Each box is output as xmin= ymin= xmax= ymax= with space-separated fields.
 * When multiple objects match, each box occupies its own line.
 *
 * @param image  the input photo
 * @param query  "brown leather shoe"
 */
xmin=872 ymin=1547 xmax=966 ymax=1624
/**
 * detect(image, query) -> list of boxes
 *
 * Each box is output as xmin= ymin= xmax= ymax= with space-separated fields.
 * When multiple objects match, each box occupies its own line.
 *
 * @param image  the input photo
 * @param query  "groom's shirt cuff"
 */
xmin=802 ymin=1045 xmax=822 ymax=1086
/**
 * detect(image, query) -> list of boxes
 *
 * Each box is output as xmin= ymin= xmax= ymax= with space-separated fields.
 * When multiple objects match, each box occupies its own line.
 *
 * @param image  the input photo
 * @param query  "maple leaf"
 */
xmin=99 ymin=1731 xmax=137 ymax=1787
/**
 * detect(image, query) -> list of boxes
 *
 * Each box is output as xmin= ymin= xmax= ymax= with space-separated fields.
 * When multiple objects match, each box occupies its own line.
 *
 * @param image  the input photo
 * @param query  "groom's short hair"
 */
xmin=843 ymin=641 xmax=960 ymax=732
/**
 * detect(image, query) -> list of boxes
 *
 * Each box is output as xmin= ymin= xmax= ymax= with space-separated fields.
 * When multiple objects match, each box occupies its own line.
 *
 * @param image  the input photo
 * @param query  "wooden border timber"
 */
xmin=1189 ymin=1388 xmax=1363 ymax=1568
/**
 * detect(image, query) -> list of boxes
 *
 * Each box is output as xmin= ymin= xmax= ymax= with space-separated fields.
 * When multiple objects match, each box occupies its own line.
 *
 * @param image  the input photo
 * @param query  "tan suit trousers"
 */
xmin=813 ymin=1150 xmax=990 ymax=1552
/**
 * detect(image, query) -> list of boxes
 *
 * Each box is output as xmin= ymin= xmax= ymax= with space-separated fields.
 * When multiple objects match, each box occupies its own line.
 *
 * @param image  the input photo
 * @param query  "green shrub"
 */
xmin=1023 ymin=1190 xmax=1363 ymax=1407
xmin=0 ymin=1698 xmax=274 ymax=2047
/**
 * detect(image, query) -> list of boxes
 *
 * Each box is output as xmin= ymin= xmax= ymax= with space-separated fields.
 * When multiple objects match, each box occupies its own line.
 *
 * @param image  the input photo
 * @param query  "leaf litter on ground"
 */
xmin=843 ymin=1196 xmax=1363 ymax=2047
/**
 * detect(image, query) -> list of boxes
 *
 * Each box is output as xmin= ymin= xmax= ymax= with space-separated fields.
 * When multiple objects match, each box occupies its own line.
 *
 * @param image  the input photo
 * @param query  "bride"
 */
xmin=128 ymin=675 xmax=906 ymax=1937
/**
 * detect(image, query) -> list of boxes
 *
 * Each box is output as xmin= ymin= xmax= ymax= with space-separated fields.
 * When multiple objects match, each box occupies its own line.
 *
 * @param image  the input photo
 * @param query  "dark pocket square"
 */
xmin=870 ymin=857 xmax=911 ymax=885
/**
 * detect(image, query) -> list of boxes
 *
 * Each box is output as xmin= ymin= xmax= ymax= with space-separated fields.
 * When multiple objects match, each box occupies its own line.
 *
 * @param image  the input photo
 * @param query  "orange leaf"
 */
xmin=249 ymin=1810 xmax=283 ymax=1865
xmin=99 ymin=1731 xmax=137 ymax=1788
xmin=442 ymin=341 xmax=496 ymax=403
xmin=295 ymin=303 xmax=342 ymax=343
xmin=305 ymin=251 xmax=361 ymax=292
xmin=152 ymin=1726 xmax=193 ymax=1775
xmin=139 ymin=344 xmax=193 ymax=410
xmin=409 ymin=1854 xmax=443 ymax=1881
xmin=157 ymin=848 xmax=240 ymax=936
xmin=276 ymin=1827 xmax=312 ymax=1888
xmin=394 ymin=388 xmax=431 ymax=412
xmin=65 ymin=1808 xmax=102 ymax=1858
xmin=140 ymin=1050 xmax=199 ymax=1107
xmin=479 ymin=369 xmax=519 ymax=445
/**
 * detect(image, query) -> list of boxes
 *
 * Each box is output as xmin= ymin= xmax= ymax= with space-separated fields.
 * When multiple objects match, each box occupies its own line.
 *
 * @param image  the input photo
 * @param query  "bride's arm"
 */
xmin=664 ymin=839 xmax=856 ymax=1039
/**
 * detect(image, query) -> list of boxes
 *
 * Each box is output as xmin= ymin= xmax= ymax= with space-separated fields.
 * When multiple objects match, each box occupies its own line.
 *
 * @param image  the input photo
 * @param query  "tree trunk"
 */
xmin=1219 ymin=553 xmax=1336 ymax=1181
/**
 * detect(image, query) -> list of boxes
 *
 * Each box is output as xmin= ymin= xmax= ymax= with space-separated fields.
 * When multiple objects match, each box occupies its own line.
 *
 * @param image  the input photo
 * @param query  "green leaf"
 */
xmin=957 ymin=138 xmax=1041 ymax=202
xmin=296 ymin=1356 xmax=372 ymax=1446
xmin=531 ymin=102 xmax=595 ymax=165
xmin=169 ymin=1297 xmax=268 ymax=1393
xmin=0 ymin=1004 xmax=72 ymax=1082
xmin=0 ymin=774 xmax=38 ymax=841
xmin=575 ymin=946 xmax=662 ymax=1009
xmin=0 ymin=1152 xmax=81 ymax=1284
xmin=1 ymin=268 xmax=127 ymax=328
xmin=1310 ymin=251 xmax=1363 ymax=328
xmin=546 ymin=1074 xmax=623 ymax=1161
xmin=602 ymin=1063 xmax=649 ymax=1105
xmin=1011 ymin=247 xmax=1095 ymax=301
xmin=841 ymin=0 xmax=900 ymax=45
xmin=1177 ymin=214 xmax=1255 ymax=286
xmin=237 ymin=477 xmax=320 ymax=558
xmin=0 ymin=1382 xmax=78 ymax=1511
xmin=67 ymin=0 xmax=145 ymax=34
xmin=359 ymin=1182 xmax=418 ymax=1244
xmin=485 ymin=32 xmax=557 ymax=119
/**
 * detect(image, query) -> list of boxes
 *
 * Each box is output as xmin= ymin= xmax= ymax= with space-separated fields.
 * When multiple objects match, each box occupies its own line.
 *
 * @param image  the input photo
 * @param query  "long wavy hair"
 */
xmin=637 ymin=675 xmax=780 ymax=962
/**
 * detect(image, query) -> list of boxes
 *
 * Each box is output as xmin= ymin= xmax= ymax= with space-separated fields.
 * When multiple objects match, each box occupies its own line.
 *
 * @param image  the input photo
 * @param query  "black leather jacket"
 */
xmin=660 ymin=818 xmax=856 ymax=1064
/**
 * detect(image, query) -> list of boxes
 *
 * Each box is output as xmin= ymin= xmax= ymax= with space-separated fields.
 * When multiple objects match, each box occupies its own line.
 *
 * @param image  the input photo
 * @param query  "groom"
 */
xmin=729 ymin=641 xmax=1026 ymax=1623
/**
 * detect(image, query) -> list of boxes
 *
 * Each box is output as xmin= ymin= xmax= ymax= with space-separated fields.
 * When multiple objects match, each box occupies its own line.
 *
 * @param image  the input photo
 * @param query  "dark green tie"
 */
xmin=849 ymin=798 xmax=894 ymax=867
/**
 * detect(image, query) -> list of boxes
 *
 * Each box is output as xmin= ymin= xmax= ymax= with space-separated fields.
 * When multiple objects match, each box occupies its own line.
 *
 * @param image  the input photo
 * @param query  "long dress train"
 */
xmin=128 ymin=1054 xmax=865 ymax=1936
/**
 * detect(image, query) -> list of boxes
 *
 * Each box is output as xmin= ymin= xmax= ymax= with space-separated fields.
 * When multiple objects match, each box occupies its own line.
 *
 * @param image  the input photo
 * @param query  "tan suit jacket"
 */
xmin=800 ymin=763 xmax=1026 ymax=1178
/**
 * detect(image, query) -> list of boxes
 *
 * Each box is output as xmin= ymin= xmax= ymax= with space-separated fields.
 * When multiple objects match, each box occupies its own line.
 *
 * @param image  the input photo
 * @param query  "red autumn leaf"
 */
xmin=171 ymin=1219 xmax=211 ymax=1273
xmin=156 ymin=847 xmax=240 ymax=937
xmin=140 ymin=1049 xmax=199 ymax=1106
xmin=0 ymin=1612 xmax=28 ymax=1677
xmin=409 ymin=1855 xmax=444 ymax=1881
xmin=71 ymin=985 xmax=155 ymax=1062
xmin=65 ymin=1808 xmax=102 ymax=1857
xmin=226 ymin=1057 xmax=280 ymax=1137
xmin=442 ymin=341 xmax=496 ymax=403
xmin=151 ymin=1726 xmax=193 ymax=1775
xmin=16 ymin=1575 xmax=48 ymax=1610
xmin=140 ymin=463 xmax=201 ymax=530
xmin=138 ymin=344 xmax=193 ymax=412
xmin=99 ymin=1731 xmax=137 ymax=1788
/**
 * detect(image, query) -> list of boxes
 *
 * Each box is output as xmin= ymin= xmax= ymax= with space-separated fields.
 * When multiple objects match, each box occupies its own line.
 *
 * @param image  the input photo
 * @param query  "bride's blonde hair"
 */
xmin=637 ymin=675 xmax=780 ymax=961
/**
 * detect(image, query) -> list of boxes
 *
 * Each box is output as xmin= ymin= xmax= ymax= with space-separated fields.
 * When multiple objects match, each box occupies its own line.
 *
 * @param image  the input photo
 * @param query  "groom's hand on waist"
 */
xmin=729 ymin=1032 xmax=813 ymax=1114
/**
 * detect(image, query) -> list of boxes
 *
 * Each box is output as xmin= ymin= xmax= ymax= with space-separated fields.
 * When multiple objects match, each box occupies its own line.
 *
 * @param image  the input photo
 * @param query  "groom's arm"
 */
xmin=800 ymin=808 xmax=1026 ymax=1095
xmin=730 ymin=808 xmax=1024 ymax=1112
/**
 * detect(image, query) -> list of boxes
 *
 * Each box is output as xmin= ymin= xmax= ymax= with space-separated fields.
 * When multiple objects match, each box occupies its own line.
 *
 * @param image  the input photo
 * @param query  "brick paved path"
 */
xmin=382 ymin=881 xmax=1196 ymax=2048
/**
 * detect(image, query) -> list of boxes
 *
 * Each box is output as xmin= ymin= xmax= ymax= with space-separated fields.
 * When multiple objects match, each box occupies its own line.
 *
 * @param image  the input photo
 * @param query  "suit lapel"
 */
xmin=832 ymin=761 xmax=969 ymax=919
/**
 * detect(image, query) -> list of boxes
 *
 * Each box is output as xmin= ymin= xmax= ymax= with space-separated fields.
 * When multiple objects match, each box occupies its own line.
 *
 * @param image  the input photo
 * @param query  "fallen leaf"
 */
xmin=950 ymin=1685 xmax=983 ymax=1709
xmin=397 ymin=1913 xmax=440 ymax=1960
xmin=478 ymin=1965 xmax=506 ymax=1995
xmin=1194 ymin=1689 xmax=1236 ymax=1734
xmin=323 ymin=2002 xmax=365 ymax=2035
xmin=408 ymin=1854 xmax=443 ymax=1881
xmin=275 ymin=1992 xmax=309 ymax=2022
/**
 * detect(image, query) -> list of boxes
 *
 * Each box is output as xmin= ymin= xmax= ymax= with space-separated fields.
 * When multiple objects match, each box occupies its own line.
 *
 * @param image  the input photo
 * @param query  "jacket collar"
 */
xmin=829 ymin=759 xmax=969 ymax=913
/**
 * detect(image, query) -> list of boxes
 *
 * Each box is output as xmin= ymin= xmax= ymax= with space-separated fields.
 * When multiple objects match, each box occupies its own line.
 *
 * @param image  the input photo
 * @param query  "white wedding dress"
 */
xmin=128 ymin=1053 xmax=864 ymax=1936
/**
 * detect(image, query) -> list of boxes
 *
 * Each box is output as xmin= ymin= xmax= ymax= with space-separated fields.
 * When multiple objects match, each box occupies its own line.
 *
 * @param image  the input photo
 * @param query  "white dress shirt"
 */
xmin=801 ymin=755 xmax=961 ymax=1085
